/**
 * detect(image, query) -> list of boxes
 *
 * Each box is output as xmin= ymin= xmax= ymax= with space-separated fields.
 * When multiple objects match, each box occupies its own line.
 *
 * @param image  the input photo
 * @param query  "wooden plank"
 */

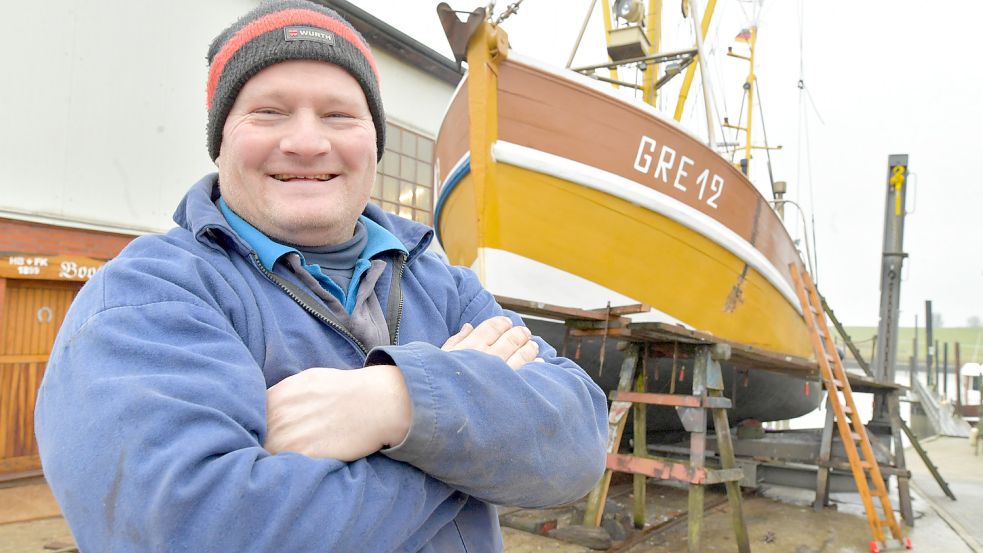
xmin=632 ymin=360 xmax=646 ymax=529
xmin=494 ymin=295 xmax=613 ymax=321
xmin=0 ymin=362 xmax=10 ymax=459
xmin=610 ymin=390 xmax=731 ymax=409
xmin=567 ymin=328 xmax=629 ymax=338
xmin=0 ymin=279 xmax=6 ymax=354
xmin=608 ymin=453 xmax=708 ymax=483
xmin=0 ymin=355 xmax=49 ymax=363
xmin=9 ymin=358 xmax=23 ymax=457
xmin=583 ymin=348 xmax=640 ymax=527
xmin=0 ymin=455 xmax=42 ymax=474
xmin=25 ymin=360 xmax=40 ymax=457
xmin=587 ymin=303 xmax=651 ymax=317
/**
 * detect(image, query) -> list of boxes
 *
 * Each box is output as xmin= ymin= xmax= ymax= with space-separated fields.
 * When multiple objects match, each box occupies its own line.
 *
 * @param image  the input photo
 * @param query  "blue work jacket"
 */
xmin=35 ymin=174 xmax=608 ymax=552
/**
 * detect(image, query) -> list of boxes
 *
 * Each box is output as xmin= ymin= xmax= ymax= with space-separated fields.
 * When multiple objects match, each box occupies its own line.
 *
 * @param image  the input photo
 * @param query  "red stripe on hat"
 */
xmin=207 ymin=9 xmax=380 ymax=110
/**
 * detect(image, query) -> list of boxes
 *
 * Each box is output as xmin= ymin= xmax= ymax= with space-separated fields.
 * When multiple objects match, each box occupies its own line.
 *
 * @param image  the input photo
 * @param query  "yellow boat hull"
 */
xmin=439 ymin=163 xmax=813 ymax=358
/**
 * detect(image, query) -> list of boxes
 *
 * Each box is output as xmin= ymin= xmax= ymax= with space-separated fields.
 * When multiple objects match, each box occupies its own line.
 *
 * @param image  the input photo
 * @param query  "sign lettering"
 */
xmin=632 ymin=135 xmax=726 ymax=209
xmin=0 ymin=253 xmax=105 ymax=281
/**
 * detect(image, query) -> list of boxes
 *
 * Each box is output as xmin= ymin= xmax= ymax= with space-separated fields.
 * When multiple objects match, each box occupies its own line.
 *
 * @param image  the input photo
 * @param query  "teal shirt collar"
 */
xmin=218 ymin=198 xmax=407 ymax=270
xmin=218 ymin=198 xmax=407 ymax=313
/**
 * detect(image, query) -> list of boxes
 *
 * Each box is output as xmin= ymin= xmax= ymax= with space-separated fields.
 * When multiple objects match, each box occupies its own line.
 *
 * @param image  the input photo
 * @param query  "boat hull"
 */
xmin=434 ymin=52 xmax=821 ymax=427
xmin=523 ymin=317 xmax=822 ymax=432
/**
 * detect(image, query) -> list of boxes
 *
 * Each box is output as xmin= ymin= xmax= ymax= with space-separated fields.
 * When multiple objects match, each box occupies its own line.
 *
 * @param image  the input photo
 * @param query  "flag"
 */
xmin=735 ymin=28 xmax=752 ymax=42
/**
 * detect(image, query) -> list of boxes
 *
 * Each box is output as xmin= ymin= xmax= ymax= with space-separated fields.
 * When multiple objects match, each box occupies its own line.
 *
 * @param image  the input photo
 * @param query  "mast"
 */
xmin=599 ymin=0 xmax=621 ymax=87
xmin=673 ymin=0 xmax=717 ymax=121
xmin=641 ymin=0 xmax=661 ymax=106
xmin=725 ymin=25 xmax=758 ymax=174
xmin=687 ymin=0 xmax=717 ymax=148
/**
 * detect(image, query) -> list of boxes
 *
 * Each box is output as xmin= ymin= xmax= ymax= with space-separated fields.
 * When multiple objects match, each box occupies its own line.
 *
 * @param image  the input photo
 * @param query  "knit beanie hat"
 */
xmin=206 ymin=0 xmax=385 ymax=161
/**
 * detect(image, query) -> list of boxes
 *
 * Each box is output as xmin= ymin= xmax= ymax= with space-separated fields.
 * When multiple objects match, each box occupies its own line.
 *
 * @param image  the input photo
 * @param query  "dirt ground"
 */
xmin=500 ymin=481 xmax=880 ymax=553
xmin=0 ymin=518 xmax=75 ymax=553
xmin=3 ymin=435 xmax=980 ymax=552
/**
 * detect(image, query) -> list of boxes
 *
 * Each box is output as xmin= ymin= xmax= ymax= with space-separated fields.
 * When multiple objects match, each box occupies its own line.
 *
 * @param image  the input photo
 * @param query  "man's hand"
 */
xmin=442 ymin=316 xmax=540 ymax=370
xmin=265 ymin=364 xmax=410 ymax=460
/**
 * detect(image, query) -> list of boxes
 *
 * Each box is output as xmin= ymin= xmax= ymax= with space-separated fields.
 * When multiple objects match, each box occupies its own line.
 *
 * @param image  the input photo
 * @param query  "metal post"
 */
xmin=934 ymin=339 xmax=940 ymax=392
xmin=888 ymin=392 xmax=914 ymax=526
xmin=565 ymin=0 xmax=599 ymax=69
xmin=872 ymin=154 xmax=909 ymax=423
xmin=814 ymin=397 xmax=835 ymax=510
xmin=912 ymin=315 xmax=918 ymax=388
xmin=911 ymin=337 xmax=917 ymax=388
xmin=926 ymin=300 xmax=934 ymax=388
xmin=943 ymin=342 xmax=949 ymax=399
xmin=955 ymin=342 xmax=962 ymax=408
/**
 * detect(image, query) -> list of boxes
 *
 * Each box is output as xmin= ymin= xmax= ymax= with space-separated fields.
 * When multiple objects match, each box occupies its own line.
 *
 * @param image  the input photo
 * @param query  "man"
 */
xmin=34 ymin=1 xmax=608 ymax=551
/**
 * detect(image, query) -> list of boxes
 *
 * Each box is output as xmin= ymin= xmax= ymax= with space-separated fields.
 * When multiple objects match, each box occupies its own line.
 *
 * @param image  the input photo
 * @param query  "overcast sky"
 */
xmin=356 ymin=0 xmax=983 ymax=330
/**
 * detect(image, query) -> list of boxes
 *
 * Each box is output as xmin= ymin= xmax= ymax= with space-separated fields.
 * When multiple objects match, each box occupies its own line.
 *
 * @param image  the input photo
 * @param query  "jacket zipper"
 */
xmin=387 ymin=252 xmax=407 ymax=346
xmin=250 ymin=253 xmax=369 ymax=354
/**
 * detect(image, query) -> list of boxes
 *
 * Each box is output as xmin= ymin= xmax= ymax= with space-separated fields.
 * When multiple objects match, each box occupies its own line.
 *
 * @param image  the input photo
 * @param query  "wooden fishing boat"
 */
xmin=434 ymin=2 xmax=820 ymax=428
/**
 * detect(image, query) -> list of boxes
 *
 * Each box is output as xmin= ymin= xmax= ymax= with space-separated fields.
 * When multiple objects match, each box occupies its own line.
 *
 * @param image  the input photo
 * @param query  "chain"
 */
xmin=494 ymin=0 xmax=525 ymax=24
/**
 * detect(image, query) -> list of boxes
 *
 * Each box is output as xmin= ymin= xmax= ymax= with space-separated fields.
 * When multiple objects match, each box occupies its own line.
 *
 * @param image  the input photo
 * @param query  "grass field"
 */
xmin=840 ymin=326 xmax=983 ymax=366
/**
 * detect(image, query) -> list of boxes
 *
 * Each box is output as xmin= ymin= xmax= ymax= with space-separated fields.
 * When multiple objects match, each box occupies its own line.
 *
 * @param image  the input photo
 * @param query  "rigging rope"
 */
xmin=756 ymin=85 xmax=776 ymax=195
xmin=795 ymin=0 xmax=821 ymax=282
xmin=728 ymin=91 xmax=746 ymax=164
xmin=704 ymin=13 xmax=732 ymax=147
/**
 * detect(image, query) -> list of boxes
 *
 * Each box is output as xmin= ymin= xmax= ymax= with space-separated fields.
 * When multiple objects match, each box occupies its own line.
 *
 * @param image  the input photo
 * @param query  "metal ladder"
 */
xmin=790 ymin=264 xmax=910 ymax=552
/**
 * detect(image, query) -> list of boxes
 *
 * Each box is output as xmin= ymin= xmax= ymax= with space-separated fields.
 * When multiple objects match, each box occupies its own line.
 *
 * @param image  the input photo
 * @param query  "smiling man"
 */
xmin=34 ymin=1 xmax=607 ymax=552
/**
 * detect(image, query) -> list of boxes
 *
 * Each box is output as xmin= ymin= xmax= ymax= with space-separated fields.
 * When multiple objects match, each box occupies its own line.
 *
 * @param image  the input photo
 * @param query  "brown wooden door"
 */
xmin=0 ymin=279 xmax=80 ymax=475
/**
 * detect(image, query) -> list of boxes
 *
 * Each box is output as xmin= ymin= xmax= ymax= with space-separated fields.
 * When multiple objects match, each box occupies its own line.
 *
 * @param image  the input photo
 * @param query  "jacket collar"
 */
xmin=173 ymin=173 xmax=434 ymax=261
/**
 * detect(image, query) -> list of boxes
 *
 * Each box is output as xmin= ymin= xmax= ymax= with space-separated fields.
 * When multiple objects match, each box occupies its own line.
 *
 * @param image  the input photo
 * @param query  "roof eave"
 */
xmin=322 ymin=0 xmax=463 ymax=85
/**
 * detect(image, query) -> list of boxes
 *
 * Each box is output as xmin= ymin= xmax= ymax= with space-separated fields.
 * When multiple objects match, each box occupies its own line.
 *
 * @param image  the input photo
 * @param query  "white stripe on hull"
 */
xmin=472 ymin=248 xmax=692 ymax=326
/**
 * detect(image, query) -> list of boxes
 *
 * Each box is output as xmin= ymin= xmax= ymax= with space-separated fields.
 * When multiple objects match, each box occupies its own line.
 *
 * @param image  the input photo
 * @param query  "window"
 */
xmin=371 ymin=123 xmax=434 ymax=225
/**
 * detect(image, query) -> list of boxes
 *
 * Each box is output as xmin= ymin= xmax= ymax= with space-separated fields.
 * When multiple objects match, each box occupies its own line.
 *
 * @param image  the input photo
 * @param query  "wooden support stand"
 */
xmin=582 ymin=341 xmax=750 ymax=553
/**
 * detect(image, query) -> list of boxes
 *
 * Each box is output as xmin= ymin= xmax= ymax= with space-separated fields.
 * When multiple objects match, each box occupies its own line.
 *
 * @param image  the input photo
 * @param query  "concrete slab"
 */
xmin=906 ymin=435 xmax=983 ymax=552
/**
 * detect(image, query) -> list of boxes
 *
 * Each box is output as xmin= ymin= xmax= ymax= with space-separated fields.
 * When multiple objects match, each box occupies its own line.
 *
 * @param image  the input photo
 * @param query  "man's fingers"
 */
xmin=441 ymin=322 xmax=473 ymax=351
xmin=485 ymin=325 xmax=531 ymax=360
xmin=450 ymin=316 xmax=513 ymax=350
xmin=471 ymin=316 xmax=514 ymax=346
xmin=506 ymin=339 xmax=540 ymax=370
xmin=442 ymin=317 xmax=542 ymax=368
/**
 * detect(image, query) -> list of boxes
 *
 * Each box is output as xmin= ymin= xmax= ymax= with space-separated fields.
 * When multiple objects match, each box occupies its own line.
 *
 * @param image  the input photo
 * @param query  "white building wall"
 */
xmin=1 ymin=0 xmax=455 ymax=234
xmin=373 ymin=49 xmax=456 ymax=137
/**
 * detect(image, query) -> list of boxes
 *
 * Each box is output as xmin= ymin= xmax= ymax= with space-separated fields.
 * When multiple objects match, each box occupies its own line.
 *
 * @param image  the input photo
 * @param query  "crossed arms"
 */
xmin=265 ymin=315 xmax=542 ymax=461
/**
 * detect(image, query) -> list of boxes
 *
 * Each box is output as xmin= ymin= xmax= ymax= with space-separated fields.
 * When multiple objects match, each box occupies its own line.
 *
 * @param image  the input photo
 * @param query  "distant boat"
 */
xmin=434 ymin=1 xmax=821 ymax=431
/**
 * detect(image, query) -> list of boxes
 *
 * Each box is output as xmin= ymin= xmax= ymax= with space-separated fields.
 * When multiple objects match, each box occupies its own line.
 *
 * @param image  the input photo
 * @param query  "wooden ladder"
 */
xmin=790 ymin=264 xmax=909 ymax=552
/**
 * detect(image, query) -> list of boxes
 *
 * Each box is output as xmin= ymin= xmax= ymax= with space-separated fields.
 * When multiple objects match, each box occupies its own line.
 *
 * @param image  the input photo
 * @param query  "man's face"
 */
xmin=217 ymin=60 xmax=377 ymax=246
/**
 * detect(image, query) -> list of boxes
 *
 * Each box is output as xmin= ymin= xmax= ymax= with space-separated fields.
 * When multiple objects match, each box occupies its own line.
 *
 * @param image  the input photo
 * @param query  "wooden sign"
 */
xmin=0 ymin=253 xmax=106 ymax=282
